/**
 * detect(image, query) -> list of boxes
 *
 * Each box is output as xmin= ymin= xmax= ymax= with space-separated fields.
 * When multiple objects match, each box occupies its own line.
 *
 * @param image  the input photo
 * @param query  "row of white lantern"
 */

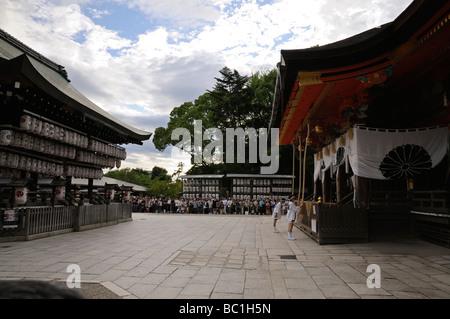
xmin=63 ymin=165 xmax=103 ymax=179
xmin=272 ymin=179 xmax=292 ymax=185
xmin=202 ymin=186 xmax=219 ymax=192
xmin=183 ymin=186 xmax=219 ymax=193
xmin=0 ymin=151 xmax=64 ymax=176
xmin=236 ymin=187 xmax=272 ymax=194
xmin=0 ymin=168 xmax=22 ymax=178
xmin=183 ymin=179 xmax=201 ymax=185
xmin=14 ymin=185 xmax=66 ymax=205
xmin=232 ymin=195 xmax=288 ymax=201
xmin=182 ymin=179 xmax=220 ymax=185
xmin=232 ymin=187 xmax=251 ymax=193
xmin=1 ymin=130 xmax=77 ymax=159
xmin=76 ymin=150 xmax=121 ymax=169
xmin=272 ymin=187 xmax=292 ymax=193
xmin=88 ymin=139 xmax=126 ymax=160
xmin=232 ymin=179 xmax=251 ymax=185
xmin=20 ymin=115 xmax=89 ymax=148
xmin=20 ymin=114 xmax=127 ymax=160
xmin=253 ymin=179 xmax=271 ymax=186
xmin=1 ymin=129 xmax=122 ymax=169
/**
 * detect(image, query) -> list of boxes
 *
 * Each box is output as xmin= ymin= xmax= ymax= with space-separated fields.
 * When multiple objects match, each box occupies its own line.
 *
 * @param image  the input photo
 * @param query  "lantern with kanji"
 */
xmin=15 ymin=187 xmax=27 ymax=205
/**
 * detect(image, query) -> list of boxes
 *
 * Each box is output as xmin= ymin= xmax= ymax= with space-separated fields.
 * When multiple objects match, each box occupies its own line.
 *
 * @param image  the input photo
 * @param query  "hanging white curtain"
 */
xmin=347 ymin=126 xmax=448 ymax=180
xmin=314 ymin=125 xmax=448 ymax=182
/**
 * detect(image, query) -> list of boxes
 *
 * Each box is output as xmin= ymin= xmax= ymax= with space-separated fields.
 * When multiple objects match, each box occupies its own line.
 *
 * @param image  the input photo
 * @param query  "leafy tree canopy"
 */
xmin=104 ymin=166 xmax=182 ymax=198
xmin=153 ymin=67 xmax=287 ymax=175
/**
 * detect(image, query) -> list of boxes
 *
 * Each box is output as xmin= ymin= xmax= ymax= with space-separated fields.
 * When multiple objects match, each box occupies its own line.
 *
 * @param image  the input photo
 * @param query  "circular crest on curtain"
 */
xmin=379 ymin=144 xmax=432 ymax=179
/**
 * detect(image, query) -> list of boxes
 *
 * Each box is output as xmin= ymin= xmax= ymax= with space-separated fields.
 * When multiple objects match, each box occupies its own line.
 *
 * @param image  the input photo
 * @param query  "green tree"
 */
xmin=105 ymin=168 xmax=152 ymax=186
xmin=147 ymin=180 xmax=182 ymax=198
xmin=150 ymin=166 xmax=171 ymax=181
xmin=152 ymin=67 xmax=287 ymax=175
xmin=207 ymin=67 xmax=252 ymax=130
xmin=104 ymin=166 xmax=182 ymax=198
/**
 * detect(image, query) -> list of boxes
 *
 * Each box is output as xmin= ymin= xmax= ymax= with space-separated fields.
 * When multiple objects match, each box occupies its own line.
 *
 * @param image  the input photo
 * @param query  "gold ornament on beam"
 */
xmin=314 ymin=125 xmax=323 ymax=134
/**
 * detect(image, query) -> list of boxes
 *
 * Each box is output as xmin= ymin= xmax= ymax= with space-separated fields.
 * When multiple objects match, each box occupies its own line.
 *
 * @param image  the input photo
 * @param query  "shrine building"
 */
xmin=0 ymin=29 xmax=152 ymax=240
xmin=270 ymin=0 xmax=450 ymax=247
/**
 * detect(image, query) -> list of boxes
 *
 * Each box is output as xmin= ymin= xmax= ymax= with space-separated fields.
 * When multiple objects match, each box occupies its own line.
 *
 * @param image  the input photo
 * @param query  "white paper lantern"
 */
xmin=20 ymin=115 xmax=32 ymax=131
xmin=55 ymin=186 xmax=66 ymax=201
xmin=48 ymin=124 xmax=55 ymax=139
xmin=41 ymin=122 xmax=50 ymax=137
xmin=62 ymin=129 xmax=69 ymax=144
xmin=31 ymin=159 xmax=38 ymax=172
xmin=34 ymin=119 xmax=42 ymax=135
xmin=54 ymin=126 xmax=60 ymax=140
xmin=18 ymin=156 xmax=27 ymax=170
xmin=0 ymin=130 xmax=14 ymax=146
xmin=15 ymin=187 xmax=27 ymax=205
xmin=36 ymin=160 xmax=42 ymax=173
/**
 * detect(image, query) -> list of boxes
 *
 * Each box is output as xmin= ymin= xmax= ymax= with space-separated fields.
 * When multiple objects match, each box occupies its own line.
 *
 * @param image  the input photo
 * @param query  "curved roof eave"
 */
xmin=271 ymin=0 xmax=450 ymax=133
xmin=2 ymin=54 xmax=152 ymax=144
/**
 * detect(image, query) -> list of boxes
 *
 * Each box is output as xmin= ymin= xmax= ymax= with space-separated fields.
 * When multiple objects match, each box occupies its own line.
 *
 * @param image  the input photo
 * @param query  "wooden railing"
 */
xmin=0 ymin=203 xmax=133 ymax=240
xmin=410 ymin=191 xmax=449 ymax=214
xmin=26 ymin=206 xmax=74 ymax=235
xmin=369 ymin=190 xmax=449 ymax=214
xmin=295 ymin=201 xmax=368 ymax=245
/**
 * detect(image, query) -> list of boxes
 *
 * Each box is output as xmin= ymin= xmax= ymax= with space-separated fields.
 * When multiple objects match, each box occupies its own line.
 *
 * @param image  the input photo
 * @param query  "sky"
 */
xmin=0 ymin=0 xmax=414 ymax=177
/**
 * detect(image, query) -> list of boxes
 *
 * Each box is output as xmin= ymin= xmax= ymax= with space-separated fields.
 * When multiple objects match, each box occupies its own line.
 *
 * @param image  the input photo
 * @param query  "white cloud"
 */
xmin=0 ymin=0 xmax=414 ymax=174
xmin=88 ymin=8 xmax=111 ymax=19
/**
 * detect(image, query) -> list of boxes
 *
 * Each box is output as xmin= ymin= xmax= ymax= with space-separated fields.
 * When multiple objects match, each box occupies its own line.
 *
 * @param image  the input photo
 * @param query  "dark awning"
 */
xmin=0 ymin=54 xmax=152 ymax=144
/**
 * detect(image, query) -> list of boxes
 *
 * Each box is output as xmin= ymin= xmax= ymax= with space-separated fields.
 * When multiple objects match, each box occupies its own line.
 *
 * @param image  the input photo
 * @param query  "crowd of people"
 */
xmin=131 ymin=196 xmax=289 ymax=215
xmin=131 ymin=195 xmax=300 ymax=240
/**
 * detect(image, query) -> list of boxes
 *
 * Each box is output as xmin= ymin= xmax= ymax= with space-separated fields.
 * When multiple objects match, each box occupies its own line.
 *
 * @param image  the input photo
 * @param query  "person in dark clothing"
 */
xmin=0 ymin=280 xmax=84 ymax=299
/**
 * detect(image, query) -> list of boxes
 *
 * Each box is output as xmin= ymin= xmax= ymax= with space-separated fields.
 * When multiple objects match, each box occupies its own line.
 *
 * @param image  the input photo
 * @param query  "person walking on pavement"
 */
xmin=286 ymin=196 xmax=300 ymax=240
xmin=272 ymin=198 xmax=285 ymax=233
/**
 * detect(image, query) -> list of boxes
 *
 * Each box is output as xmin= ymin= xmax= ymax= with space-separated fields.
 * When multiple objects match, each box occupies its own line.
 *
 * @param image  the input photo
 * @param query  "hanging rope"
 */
xmin=291 ymin=143 xmax=295 ymax=196
xmin=297 ymin=134 xmax=302 ymax=202
xmin=301 ymin=121 xmax=311 ymax=204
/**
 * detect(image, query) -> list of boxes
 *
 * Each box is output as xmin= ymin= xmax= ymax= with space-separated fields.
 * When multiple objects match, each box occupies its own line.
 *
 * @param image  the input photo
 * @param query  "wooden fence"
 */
xmin=295 ymin=201 xmax=368 ymax=245
xmin=0 ymin=203 xmax=133 ymax=241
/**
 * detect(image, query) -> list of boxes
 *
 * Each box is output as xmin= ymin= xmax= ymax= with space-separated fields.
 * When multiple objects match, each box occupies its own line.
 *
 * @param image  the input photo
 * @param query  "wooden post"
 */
xmin=322 ymin=170 xmax=330 ymax=203
xmin=354 ymin=175 xmax=370 ymax=208
xmin=88 ymin=178 xmax=93 ymax=203
xmin=292 ymin=143 xmax=295 ymax=196
xmin=336 ymin=165 xmax=350 ymax=203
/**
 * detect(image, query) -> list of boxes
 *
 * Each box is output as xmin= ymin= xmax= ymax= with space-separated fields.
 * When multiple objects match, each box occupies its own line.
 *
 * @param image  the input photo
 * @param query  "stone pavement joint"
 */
xmin=1 ymin=213 xmax=450 ymax=299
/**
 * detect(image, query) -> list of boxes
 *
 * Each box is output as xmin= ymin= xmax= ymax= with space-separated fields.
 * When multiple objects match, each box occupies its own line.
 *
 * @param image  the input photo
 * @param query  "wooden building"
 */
xmin=270 ymin=0 xmax=450 ymax=246
xmin=180 ymin=174 xmax=293 ymax=200
xmin=0 ymin=29 xmax=151 ymax=240
xmin=181 ymin=175 xmax=224 ymax=199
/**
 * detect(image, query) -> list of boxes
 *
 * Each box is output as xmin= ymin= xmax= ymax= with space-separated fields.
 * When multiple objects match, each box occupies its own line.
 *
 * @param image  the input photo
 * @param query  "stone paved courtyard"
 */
xmin=1 ymin=213 xmax=450 ymax=299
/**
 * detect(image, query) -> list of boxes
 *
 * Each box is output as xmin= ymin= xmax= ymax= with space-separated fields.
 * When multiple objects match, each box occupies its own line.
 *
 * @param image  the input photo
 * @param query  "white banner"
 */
xmin=314 ymin=125 xmax=448 ymax=181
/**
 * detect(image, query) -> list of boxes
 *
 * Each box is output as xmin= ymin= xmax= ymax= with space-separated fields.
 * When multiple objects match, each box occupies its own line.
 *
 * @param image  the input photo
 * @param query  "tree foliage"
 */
xmin=152 ymin=67 xmax=289 ymax=175
xmin=104 ymin=166 xmax=182 ymax=198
